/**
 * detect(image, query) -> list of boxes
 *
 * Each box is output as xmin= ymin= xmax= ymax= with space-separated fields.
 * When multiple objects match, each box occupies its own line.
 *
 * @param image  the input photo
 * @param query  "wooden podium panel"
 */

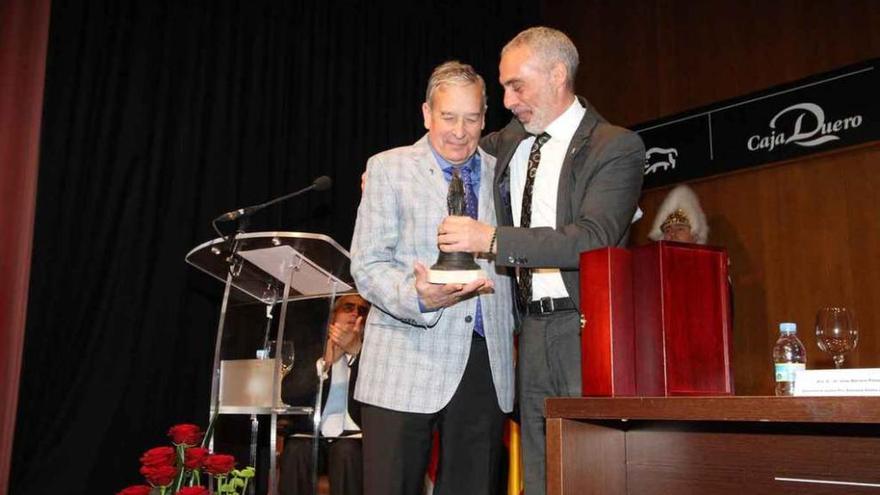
xmin=579 ymin=248 xmax=636 ymax=396
xmin=631 ymin=241 xmax=733 ymax=396
xmin=546 ymin=397 xmax=880 ymax=495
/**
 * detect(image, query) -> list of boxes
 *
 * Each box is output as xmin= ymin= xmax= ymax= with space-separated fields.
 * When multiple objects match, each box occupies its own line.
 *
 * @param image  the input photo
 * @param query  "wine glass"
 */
xmin=263 ymin=340 xmax=295 ymax=377
xmin=815 ymin=307 xmax=859 ymax=369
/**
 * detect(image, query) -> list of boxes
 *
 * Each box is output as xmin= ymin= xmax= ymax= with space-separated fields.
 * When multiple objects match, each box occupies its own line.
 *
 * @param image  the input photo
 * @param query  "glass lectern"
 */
xmin=186 ymin=232 xmax=352 ymax=495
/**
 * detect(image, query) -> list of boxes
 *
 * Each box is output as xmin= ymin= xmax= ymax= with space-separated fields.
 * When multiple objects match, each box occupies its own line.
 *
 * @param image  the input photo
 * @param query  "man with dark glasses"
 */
xmin=279 ymin=293 xmax=370 ymax=495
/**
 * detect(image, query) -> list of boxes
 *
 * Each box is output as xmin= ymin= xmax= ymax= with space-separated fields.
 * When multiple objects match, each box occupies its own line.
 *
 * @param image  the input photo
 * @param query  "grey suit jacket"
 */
xmin=481 ymin=97 xmax=645 ymax=311
xmin=350 ymin=135 xmax=515 ymax=414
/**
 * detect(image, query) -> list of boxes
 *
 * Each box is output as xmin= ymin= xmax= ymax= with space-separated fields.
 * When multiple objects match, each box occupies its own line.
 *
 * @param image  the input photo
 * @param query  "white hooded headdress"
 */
xmin=648 ymin=184 xmax=708 ymax=244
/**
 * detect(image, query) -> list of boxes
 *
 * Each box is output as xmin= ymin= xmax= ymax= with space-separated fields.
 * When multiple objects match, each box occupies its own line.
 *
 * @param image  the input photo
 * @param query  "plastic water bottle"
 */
xmin=773 ymin=322 xmax=806 ymax=396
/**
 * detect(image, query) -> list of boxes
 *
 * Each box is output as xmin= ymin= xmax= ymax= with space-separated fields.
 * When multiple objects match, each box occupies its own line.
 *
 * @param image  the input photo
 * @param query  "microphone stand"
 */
xmin=211 ymin=177 xmax=332 ymax=269
xmin=205 ymin=175 xmax=332 ymax=495
xmin=211 ymin=216 xmax=247 ymax=273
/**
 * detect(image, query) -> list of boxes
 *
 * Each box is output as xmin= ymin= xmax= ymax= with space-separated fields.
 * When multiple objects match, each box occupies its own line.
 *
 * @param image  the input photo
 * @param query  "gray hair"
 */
xmin=425 ymin=60 xmax=487 ymax=111
xmin=502 ymin=26 xmax=579 ymax=90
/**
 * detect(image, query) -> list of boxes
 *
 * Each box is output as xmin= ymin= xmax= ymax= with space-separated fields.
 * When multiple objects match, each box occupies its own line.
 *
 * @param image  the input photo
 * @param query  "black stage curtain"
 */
xmin=11 ymin=1 xmax=539 ymax=493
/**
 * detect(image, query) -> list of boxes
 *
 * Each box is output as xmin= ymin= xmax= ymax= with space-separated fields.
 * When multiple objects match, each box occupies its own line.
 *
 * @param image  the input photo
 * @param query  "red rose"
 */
xmin=140 ymin=464 xmax=178 ymax=486
xmin=178 ymin=486 xmax=209 ymax=495
xmin=202 ymin=454 xmax=236 ymax=475
xmin=168 ymin=423 xmax=203 ymax=446
xmin=184 ymin=447 xmax=209 ymax=470
xmin=139 ymin=446 xmax=176 ymax=467
xmin=116 ymin=485 xmax=152 ymax=495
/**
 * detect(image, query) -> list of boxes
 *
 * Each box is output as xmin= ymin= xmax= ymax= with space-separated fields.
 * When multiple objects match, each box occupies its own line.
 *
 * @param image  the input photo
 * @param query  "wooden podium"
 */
xmin=546 ymin=396 xmax=880 ymax=495
xmin=580 ymin=242 xmax=733 ymax=397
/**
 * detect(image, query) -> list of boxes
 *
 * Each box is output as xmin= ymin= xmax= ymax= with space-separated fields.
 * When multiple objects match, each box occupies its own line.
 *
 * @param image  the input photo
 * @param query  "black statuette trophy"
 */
xmin=428 ymin=169 xmax=486 ymax=284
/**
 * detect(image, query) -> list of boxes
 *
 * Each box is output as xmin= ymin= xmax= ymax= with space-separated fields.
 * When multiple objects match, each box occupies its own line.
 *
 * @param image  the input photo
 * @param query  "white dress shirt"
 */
xmin=509 ymin=98 xmax=585 ymax=300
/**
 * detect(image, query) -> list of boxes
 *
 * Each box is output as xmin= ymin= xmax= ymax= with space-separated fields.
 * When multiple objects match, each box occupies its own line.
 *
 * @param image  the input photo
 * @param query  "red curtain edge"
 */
xmin=0 ymin=0 xmax=51 ymax=492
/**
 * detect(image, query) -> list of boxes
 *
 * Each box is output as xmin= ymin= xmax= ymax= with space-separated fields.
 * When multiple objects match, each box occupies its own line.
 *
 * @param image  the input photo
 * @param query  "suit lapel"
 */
xmin=410 ymin=135 xmax=451 ymax=206
xmin=556 ymin=97 xmax=600 ymax=226
xmin=477 ymin=148 xmax=495 ymax=223
xmin=493 ymin=122 xmax=527 ymax=188
xmin=494 ymin=122 xmax=528 ymax=227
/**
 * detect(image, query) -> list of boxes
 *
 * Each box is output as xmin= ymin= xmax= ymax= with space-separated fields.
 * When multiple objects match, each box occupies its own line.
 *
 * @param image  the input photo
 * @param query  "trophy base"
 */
xmin=427 ymin=268 xmax=486 ymax=284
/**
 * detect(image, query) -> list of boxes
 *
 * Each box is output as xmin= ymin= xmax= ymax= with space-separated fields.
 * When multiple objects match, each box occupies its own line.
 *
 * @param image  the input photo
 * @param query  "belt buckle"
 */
xmin=538 ymin=296 xmax=555 ymax=314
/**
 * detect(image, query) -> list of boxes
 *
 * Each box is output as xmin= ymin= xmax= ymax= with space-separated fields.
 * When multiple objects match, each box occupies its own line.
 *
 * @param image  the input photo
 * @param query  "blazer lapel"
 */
xmin=410 ymin=135 xmax=451 ymax=206
xmin=477 ymin=148 xmax=495 ymax=224
xmin=494 ymin=123 xmax=528 ymax=227
xmin=556 ymin=97 xmax=600 ymax=226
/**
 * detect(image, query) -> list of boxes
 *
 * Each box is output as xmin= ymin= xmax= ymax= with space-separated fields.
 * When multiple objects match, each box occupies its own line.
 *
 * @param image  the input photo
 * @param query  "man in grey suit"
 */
xmin=350 ymin=61 xmax=514 ymax=495
xmin=438 ymin=27 xmax=645 ymax=495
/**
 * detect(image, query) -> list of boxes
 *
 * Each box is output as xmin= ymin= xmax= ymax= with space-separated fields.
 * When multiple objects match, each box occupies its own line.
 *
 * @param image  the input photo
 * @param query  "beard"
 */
xmin=521 ymin=110 xmax=549 ymax=134
xmin=514 ymin=91 xmax=556 ymax=134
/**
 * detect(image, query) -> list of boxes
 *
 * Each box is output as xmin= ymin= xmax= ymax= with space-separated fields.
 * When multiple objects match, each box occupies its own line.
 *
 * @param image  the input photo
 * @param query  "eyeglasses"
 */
xmin=339 ymin=302 xmax=370 ymax=317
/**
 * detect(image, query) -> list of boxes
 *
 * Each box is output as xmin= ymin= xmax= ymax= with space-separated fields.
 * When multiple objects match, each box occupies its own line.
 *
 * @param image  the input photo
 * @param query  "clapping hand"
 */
xmin=324 ymin=315 xmax=364 ymax=368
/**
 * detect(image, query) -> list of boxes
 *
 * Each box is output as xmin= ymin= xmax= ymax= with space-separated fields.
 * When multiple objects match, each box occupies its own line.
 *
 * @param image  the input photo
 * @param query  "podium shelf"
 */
xmin=216 ymin=405 xmax=314 ymax=416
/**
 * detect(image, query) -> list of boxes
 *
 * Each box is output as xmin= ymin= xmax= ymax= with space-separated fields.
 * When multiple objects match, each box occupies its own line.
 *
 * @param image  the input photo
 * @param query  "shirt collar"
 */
xmin=429 ymin=144 xmax=481 ymax=178
xmin=543 ymin=97 xmax=585 ymax=144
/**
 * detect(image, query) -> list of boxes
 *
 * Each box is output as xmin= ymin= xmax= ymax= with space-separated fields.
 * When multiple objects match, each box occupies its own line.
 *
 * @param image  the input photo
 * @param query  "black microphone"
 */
xmin=312 ymin=175 xmax=332 ymax=191
xmin=213 ymin=175 xmax=333 ymax=223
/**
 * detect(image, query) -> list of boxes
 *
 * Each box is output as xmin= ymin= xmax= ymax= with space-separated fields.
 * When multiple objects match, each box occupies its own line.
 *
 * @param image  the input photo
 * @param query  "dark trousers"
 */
xmin=518 ymin=311 xmax=581 ymax=495
xmin=361 ymin=335 xmax=506 ymax=495
xmin=279 ymin=436 xmax=362 ymax=495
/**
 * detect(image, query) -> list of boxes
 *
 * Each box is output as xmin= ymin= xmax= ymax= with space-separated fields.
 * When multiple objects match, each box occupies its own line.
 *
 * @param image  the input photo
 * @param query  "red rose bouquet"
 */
xmin=116 ymin=423 xmax=255 ymax=495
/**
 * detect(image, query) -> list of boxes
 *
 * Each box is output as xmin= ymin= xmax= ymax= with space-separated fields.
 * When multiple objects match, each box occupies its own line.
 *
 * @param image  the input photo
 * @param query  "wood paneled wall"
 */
xmin=543 ymin=0 xmax=880 ymax=127
xmin=630 ymin=145 xmax=880 ymax=395
xmin=542 ymin=1 xmax=880 ymax=395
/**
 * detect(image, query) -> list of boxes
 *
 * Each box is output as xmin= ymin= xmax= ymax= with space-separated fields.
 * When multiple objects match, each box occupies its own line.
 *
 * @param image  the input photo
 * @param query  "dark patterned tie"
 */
xmin=457 ymin=164 xmax=484 ymax=336
xmin=517 ymin=132 xmax=551 ymax=309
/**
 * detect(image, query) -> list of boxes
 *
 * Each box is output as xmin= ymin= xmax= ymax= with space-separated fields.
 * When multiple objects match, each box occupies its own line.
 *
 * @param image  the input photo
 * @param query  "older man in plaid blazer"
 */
xmin=350 ymin=61 xmax=514 ymax=495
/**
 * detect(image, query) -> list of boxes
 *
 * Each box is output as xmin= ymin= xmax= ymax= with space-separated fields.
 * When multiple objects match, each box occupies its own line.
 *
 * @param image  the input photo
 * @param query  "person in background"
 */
xmin=350 ymin=60 xmax=515 ymax=495
xmin=279 ymin=293 xmax=370 ymax=495
xmin=648 ymin=184 xmax=708 ymax=244
xmin=648 ymin=183 xmax=734 ymax=328
xmin=435 ymin=27 xmax=645 ymax=495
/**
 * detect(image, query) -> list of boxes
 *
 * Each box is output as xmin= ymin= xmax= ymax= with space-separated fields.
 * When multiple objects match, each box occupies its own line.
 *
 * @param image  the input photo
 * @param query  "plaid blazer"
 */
xmin=350 ymin=135 xmax=515 ymax=414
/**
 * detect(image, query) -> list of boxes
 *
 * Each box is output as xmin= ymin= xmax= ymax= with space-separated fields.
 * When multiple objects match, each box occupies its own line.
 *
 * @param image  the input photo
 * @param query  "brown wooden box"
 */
xmin=579 ymin=248 xmax=636 ymax=396
xmin=631 ymin=241 xmax=734 ymax=396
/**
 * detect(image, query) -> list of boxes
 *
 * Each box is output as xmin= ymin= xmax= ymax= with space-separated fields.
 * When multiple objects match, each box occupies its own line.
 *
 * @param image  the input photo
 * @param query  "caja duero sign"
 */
xmin=634 ymin=58 xmax=880 ymax=190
